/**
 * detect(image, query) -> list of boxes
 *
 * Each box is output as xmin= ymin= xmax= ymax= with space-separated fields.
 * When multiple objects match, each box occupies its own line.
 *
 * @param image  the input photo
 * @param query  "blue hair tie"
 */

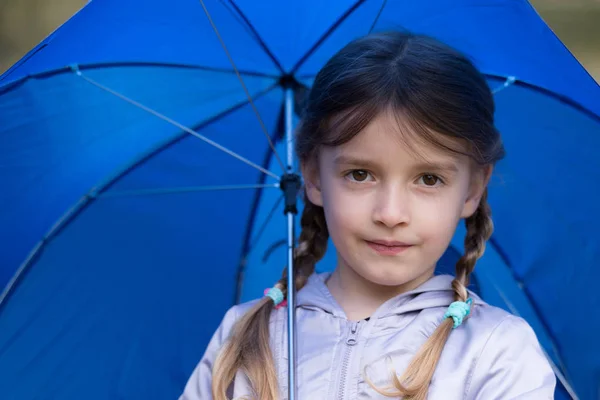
xmin=444 ymin=298 xmax=473 ymax=329
xmin=265 ymin=287 xmax=285 ymax=306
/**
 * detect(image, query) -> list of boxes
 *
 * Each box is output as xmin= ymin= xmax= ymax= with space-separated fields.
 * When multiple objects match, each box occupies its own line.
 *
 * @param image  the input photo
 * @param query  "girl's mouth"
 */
xmin=365 ymin=240 xmax=413 ymax=255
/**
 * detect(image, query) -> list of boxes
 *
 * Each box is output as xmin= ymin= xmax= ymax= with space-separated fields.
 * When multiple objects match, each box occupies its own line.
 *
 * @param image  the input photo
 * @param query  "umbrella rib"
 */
xmin=249 ymin=194 xmax=285 ymax=249
xmin=199 ymin=0 xmax=287 ymax=173
xmin=492 ymin=76 xmax=516 ymax=94
xmin=291 ymin=0 xmax=367 ymax=74
xmin=223 ymin=0 xmax=285 ymax=73
xmin=72 ymin=68 xmax=279 ymax=181
xmin=234 ymin=192 xmax=285 ymax=303
xmin=368 ymin=0 xmax=388 ymax=33
xmin=97 ymin=184 xmax=280 ymax=198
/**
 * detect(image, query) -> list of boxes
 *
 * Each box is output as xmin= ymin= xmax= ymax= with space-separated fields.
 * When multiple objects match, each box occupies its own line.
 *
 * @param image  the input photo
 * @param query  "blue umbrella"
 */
xmin=0 ymin=0 xmax=598 ymax=399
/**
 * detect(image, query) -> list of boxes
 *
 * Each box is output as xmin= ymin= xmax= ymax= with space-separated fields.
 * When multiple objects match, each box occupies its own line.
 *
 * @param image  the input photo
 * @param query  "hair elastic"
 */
xmin=444 ymin=298 xmax=473 ymax=329
xmin=264 ymin=287 xmax=287 ymax=309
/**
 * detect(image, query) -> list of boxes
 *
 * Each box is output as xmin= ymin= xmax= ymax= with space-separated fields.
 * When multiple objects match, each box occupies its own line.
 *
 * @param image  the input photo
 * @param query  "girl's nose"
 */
xmin=372 ymin=184 xmax=411 ymax=228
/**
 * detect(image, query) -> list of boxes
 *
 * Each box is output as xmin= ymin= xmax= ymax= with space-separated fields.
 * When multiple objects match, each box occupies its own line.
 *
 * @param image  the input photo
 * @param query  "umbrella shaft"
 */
xmin=286 ymin=211 xmax=297 ymax=400
xmin=285 ymin=88 xmax=298 ymax=400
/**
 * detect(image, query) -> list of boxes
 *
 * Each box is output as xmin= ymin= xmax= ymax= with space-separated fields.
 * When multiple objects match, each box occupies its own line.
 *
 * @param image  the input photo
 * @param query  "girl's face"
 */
xmin=303 ymin=110 xmax=489 ymax=289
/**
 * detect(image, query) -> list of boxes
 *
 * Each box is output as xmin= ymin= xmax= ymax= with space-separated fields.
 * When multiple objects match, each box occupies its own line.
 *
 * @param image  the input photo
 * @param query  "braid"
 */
xmin=452 ymin=188 xmax=493 ymax=301
xmin=277 ymin=193 xmax=329 ymax=295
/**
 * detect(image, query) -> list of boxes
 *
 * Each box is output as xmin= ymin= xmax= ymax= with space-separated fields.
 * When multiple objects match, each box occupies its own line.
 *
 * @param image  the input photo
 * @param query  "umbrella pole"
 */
xmin=282 ymin=87 xmax=300 ymax=400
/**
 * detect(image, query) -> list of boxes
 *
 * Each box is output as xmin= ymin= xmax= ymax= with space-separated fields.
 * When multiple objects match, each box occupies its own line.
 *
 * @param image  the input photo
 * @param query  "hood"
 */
xmin=296 ymin=272 xmax=484 ymax=320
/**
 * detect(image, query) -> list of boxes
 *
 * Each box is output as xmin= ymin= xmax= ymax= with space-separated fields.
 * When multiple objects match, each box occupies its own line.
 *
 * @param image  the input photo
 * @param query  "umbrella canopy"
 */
xmin=0 ymin=0 xmax=599 ymax=398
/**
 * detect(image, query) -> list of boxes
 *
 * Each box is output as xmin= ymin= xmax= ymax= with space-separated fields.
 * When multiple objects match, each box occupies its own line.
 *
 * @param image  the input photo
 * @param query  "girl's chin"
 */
xmin=354 ymin=267 xmax=434 ymax=289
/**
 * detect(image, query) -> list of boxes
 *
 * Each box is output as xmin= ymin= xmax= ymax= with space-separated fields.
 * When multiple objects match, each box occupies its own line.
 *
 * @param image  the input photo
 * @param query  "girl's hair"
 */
xmin=212 ymin=31 xmax=505 ymax=399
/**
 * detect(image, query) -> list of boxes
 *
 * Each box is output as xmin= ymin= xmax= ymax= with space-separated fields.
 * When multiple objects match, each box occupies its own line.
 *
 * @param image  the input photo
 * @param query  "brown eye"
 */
xmin=350 ymin=170 xmax=369 ymax=182
xmin=421 ymin=174 xmax=440 ymax=186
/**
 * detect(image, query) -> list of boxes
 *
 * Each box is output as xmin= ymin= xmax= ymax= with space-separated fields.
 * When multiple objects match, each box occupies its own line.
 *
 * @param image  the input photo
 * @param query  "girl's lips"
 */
xmin=365 ymin=240 xmax=413 ymax=255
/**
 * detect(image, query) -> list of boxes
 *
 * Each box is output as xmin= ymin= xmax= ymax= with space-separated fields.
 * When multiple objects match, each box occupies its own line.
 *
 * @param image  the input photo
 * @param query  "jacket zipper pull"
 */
xmin=346 ymin=322 xmax=358 ymax=346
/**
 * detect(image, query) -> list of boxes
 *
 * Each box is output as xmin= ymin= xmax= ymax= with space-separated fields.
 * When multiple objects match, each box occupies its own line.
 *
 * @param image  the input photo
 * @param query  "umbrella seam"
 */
xmin=225 ymin=0 xmax=285 ymax=73
xmin=290 ymin=0 xmax=368 ymax=74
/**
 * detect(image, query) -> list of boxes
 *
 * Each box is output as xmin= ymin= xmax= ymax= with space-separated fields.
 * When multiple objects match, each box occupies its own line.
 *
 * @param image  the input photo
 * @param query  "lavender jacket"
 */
xmin=180 ymin=273 xmax=556 ymax=399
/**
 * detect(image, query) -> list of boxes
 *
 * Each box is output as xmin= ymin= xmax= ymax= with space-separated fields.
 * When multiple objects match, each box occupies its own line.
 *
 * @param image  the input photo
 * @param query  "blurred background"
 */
xmin=1 ymin=0 xmax=599 ymax=82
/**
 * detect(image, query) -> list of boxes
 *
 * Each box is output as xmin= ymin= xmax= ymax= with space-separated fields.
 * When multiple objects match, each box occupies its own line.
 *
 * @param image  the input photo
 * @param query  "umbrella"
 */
xmin=0 ymin=0 xmax=599 ymax=398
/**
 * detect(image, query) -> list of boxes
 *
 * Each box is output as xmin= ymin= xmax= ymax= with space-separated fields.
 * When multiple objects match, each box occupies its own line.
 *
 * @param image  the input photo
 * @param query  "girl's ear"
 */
xmin=301 ymin=161 xmax=323 ymax=207
xmin=461 ymin=165 xmax=493 ymax=218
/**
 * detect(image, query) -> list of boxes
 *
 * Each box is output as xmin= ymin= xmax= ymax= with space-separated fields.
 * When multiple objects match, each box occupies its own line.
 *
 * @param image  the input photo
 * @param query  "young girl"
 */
xmin=180 ymin=31 xmax=556 ymax=400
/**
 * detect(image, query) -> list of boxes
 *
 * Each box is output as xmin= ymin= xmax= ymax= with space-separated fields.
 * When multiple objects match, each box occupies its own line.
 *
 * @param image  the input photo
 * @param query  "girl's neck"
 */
xmin=325 ymin=262 xmax=434 ymax=321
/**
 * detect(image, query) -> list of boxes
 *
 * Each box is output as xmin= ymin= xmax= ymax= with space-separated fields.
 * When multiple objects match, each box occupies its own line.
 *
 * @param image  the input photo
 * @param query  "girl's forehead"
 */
xmin=327 ymin=110 xmax=470 ymax=166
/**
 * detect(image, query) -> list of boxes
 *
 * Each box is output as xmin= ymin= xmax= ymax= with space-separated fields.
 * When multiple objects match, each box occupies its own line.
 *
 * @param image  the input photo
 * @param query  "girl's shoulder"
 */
xmin=466 ymin=298 xmax=531 ymax=336
xmin=455 ymin=298 xmax=546 ymax=367
xmin=461 ymin=298 xmax=543 ymax=352
xmin=454 ymin=299 xmax=557 ymax=398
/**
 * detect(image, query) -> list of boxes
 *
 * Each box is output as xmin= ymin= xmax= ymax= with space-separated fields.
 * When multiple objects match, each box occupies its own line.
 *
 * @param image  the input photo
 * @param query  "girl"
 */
xmin=180 ymin=31 xmax=556 ymax=399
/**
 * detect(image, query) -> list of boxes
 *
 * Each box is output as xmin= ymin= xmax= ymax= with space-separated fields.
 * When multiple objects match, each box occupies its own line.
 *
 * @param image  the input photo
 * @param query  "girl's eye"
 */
xmin=419 ymin=174 xmax=442 ymax=187
xmin=347 ymin=170 xmax=372 ymax=182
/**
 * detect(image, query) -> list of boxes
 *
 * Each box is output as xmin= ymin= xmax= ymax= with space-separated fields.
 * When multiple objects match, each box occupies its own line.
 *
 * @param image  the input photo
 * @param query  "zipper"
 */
xmin=338 ymin=321 xmax=359 ymax=400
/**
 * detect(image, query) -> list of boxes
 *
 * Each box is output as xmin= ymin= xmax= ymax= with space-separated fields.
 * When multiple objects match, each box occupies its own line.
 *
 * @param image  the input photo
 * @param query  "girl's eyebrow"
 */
xmin=412 ymin=161 xmax=459 ymax=174
xmin=333 ymin=155 xmax=459 ymax=174
xmin=332 ymin=155 xmax=380 ymax=170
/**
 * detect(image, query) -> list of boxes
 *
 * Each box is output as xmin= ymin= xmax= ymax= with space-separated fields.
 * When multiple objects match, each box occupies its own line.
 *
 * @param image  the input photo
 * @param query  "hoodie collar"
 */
xmin=296 ymin=272 xmax=483 ymax=320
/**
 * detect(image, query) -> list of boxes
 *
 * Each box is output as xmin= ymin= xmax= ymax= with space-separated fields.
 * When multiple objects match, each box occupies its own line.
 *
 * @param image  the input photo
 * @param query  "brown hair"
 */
xmin=212 ymin=31 xmax=504 ymax=399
